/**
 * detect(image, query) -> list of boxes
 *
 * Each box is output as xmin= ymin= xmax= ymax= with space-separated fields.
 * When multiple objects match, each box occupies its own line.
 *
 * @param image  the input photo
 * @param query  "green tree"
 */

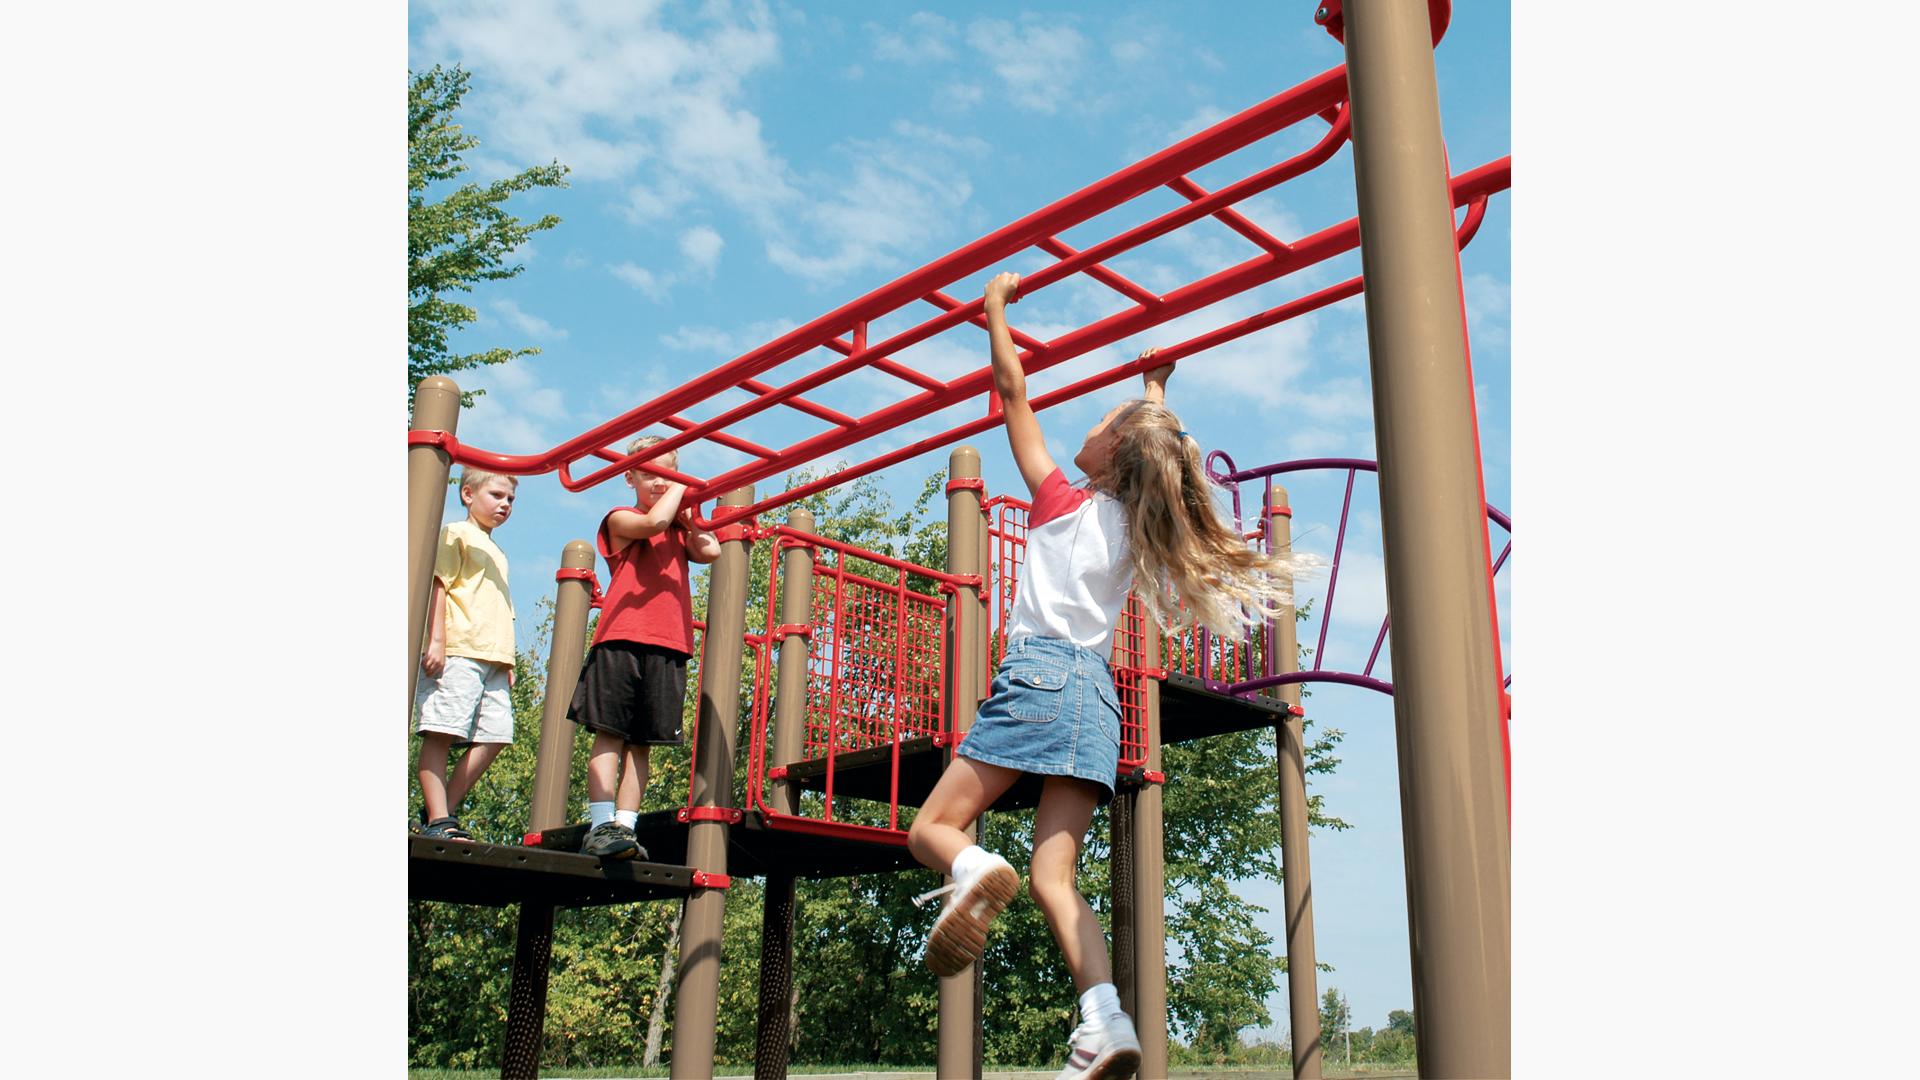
xmin=408 ymin=64 xmax=569 ymax=408
xmin=1319 ymin=988 xmax=1351 ymax=1064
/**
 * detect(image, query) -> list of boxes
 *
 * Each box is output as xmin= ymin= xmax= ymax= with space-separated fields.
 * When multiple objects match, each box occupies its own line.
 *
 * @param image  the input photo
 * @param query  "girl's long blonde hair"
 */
xmin=1097 ymin=401 xmax=1305 ymax=636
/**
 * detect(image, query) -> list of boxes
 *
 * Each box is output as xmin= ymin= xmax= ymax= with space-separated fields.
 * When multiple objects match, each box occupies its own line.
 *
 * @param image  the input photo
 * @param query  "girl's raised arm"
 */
xmin=983 ymin=271 xmax=1058 ymax=496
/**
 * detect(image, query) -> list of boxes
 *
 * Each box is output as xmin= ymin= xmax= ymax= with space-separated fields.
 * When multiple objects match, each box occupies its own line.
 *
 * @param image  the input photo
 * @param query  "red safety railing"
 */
xmin=420 ymin=62 xmax=1510 ymax=537
xmin=743 ymin=525 xmax=979 ymax=841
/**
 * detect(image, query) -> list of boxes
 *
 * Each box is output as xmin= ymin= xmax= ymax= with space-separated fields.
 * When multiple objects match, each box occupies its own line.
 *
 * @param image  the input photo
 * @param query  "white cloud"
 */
xmin=489 ymin=298 xmax=567 ymax=340
xmin=1464 ymin=272 xmax=1510 ymax=350
xmin=938 ymin=81 xmax=985 ymax=111
xmin=965 ymin=17 xmax=1088 ymax=114
xmin=608 ymin=261 xmax=667 ymax=301
xmin=870 ymin=12 xmax=956 ymax=63
xmin=679 ymin=225 xmax=725 ymax=274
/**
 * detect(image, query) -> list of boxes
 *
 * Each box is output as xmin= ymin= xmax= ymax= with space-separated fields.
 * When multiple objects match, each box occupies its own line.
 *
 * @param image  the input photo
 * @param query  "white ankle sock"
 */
xmin=589 ymin=800 xmax=615 ymax=828
xmin=950 ymin=844 xmax=994 ymax=882
xmin=614 ymin=809 xmax=638 ymax=829
xmin=1079 ymin=982 xmax=1122 ymax=1022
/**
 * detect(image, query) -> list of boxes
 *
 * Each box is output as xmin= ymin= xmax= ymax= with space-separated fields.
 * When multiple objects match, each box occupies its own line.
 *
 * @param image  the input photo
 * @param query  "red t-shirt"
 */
xmin=591 ymin=510 xmax=694 ymax=656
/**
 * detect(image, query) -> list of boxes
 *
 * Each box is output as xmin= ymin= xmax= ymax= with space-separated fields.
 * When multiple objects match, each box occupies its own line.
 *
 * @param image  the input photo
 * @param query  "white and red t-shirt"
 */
xmin=591 ymin=511 xmax=695 ymax=657
xmin=1004 ymin=468 xmax=1134 ymax=655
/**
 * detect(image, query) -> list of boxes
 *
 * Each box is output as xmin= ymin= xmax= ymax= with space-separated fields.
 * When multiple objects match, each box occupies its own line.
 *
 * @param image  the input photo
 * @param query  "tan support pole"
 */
xmin=1269 ymin=486 xmax=1322 ymax=1078
xmin=671 ymin=485 xmax=755 ymax=1080
xmin=754 ymin=506 xmax=814 ymax=1080
xmin=938 ymin=446 xmax=985 ymax=1080
xmin=1109 ymin=770 xmax=1137 ymax=1020
xmin=1341 ymin=4 xmax=1511 ymax=1075
xmin=501 ymin=540 xmax=598 ymax=1080
xmin=407 ymin=376 xmax=461 ymax=719
xmin=1132 ymin=616 xmax=1168 ymax=1078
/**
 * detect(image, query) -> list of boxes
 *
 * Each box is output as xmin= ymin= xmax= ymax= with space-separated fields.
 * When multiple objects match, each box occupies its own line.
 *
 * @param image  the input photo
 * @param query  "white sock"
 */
xmin=1079 ymin=982 xmax=1122 ymax=1023
xmin=950 ymin=844 xmax=994 ymax=882
xmin=589 ymin=800 xmax=615 ymax=828
xmin=614 ymin=809 xmax=638 ymax=830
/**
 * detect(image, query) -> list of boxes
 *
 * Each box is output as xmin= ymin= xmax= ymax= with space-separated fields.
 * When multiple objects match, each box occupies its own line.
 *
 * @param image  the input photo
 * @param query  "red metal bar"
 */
xmin=1033 ymin=236 xmax=1161 ymax=307
xmin=690 ymin=156 xmax=1506 ymax=527
xmin=438 ymin=67 xmax=1356 ymax=481
xmin=1164 ymin=175 xmax=1292 ymax=256
xmin=824 ymin=334 xmax=948 ymax=393
xmin=924 ymin=288 xmax=1051 ymax=356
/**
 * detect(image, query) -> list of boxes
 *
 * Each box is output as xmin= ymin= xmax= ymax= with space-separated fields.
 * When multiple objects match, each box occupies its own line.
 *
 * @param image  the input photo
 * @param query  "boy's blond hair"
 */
xmin=460 ymin=467 xmax=518 ymax=493
xmin=626 ymin=434 xmax=678 ymax=470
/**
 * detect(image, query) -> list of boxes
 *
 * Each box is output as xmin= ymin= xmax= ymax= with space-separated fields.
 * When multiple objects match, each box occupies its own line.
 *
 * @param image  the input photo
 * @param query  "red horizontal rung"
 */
xmin=1165 ymin=175 xmax=1292 ymax=256
xmin=1034 ymin=236 xmax=1160 ymax=307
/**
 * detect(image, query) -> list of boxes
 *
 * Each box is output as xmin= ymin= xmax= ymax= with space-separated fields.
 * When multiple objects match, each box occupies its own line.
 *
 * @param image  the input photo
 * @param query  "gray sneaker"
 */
xmin=581 ymin=821 xmax=639 ymax=860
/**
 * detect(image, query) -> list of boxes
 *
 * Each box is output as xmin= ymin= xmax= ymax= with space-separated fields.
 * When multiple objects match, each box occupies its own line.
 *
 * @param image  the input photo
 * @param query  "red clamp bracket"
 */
xmin=1139 ymin=666 xmax=1169 ymax=680
xmin=775 ymin=534 xmax=817 ymax=554
xmin=770 ymin=622 xmax=813 ymax=643
xmin=407 ymin=429 xmax=461 ymax=453
xmin=1142 ymin=770 xmax=1167 ymax=785
xmin=1267 ymin=505 xmax=1293 ymax=518
xmin=676 ymin=806 xmax=745 ymax=825
xmin=946 ymin=476 xmax=986 ymax=495
xmin=1116 ymin=766 xmax=1167 ymax=788
xmin=931 ymin=731 xmax=959 ymax=748
xmin=766 ymin=766 xmax=789 ymax=781
xmin=554 ymin=567 xmax=605 ymax=609
xmin=1315 ymin=0 xmax=1449 ymax=46
xmin=936 ymin=574 xmax=987 ymax=597
xmin=691 ymin=871 xmax=732 ymax=890
xmin=712 ymin=519 xmax=760 ymax=546
xmin=1285 ymin=704 xmax=1305 ymax=718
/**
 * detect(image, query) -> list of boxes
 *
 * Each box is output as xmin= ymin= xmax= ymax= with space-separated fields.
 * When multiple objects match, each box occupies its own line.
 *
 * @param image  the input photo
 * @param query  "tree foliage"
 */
xmin=408 ymin=65 xmax=569 ymax=409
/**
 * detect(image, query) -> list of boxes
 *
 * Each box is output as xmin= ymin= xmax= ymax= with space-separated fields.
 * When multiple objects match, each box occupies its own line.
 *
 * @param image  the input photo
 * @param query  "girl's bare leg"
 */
xmin=1029 ymin=775 xmax=1109 ymax=993
xmin=907 ymin=755 xmax=1023 ymax=873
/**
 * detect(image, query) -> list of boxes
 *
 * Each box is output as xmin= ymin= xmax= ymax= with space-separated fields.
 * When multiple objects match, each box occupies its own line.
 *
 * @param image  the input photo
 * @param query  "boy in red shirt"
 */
xmin=569 ymin=435 xmax=722 ymax=858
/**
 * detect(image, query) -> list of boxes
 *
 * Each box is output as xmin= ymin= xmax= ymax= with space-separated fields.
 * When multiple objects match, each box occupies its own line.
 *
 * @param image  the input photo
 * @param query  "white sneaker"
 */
xmin=1053 ymin=1011 xmax=1142 ymax=1080
xmin=913 ymin=851 xmax=1021 ymax=976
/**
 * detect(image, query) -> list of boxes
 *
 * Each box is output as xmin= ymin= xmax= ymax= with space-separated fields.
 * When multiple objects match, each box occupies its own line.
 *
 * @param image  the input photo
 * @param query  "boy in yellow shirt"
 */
xmin=415 ymin=468 xmax=518 ymax=841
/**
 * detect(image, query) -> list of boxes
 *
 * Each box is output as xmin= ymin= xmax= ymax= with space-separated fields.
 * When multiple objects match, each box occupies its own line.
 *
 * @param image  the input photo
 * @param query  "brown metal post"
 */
xmin=1132 ymin=618 xmax=1168 ymax=1078
xmin=671 ymin=485 xmax=755 ymax=1080
xmin=754 ymin=506 xmax=814 ymax=1079
xmin=1109 ymin=783 xmax=1137 ymax=1020
xmin=408 ymin=375 xmax=461 ymax=718
xmin=1341 ymin=4 xmax=1511 ymax=1075
xmin=501 ymin=540 xmax=598 ymax=1080
xmin=938 ymin=446 xmax=984 ymax=1080
xmin=532 ymin=540 xmax=596 ymax=831
xmin=1269 ymin=487 xmax=1322 ymax=1078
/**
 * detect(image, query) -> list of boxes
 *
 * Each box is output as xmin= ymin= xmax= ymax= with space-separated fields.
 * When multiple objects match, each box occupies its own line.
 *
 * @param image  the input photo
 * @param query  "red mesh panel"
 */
xmin=1108 ymin=594 xmax=1151 ymax=769
xmin=803 ymin=559 xmax=946 ymax=757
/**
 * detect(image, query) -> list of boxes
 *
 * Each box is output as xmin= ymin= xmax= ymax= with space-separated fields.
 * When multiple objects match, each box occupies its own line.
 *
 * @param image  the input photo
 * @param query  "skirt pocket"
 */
xmin=1005 ymin=664 xmax=1070 ymax=723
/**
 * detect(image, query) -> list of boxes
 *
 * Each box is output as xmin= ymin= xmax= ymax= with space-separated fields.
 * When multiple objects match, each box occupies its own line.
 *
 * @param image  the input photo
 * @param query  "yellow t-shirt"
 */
xmin=435 ymin=519 xmax=515 ymax=666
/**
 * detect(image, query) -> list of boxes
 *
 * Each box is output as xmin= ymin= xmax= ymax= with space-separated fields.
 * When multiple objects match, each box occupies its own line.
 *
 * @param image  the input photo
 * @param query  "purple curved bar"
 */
xmin=1203 ymin=456 xmax=1510 ymax=705
xmin=1229 ymin=670 xmax=1396 ymax=697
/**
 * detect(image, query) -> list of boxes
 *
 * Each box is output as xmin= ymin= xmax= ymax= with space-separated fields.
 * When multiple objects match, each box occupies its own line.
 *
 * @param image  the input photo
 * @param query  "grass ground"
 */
xmin=409 ymin=1065 xmax=1416 ymax=1079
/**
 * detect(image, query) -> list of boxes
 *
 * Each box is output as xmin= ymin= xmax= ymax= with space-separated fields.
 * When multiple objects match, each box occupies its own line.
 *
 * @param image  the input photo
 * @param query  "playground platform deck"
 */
xmin=407 ymin=835 xmax=696 ymax=907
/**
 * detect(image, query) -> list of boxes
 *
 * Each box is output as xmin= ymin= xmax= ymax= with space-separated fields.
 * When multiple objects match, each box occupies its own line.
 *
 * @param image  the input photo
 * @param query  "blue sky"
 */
xmin=410 ymin=0 xmax=1510 ymax=1043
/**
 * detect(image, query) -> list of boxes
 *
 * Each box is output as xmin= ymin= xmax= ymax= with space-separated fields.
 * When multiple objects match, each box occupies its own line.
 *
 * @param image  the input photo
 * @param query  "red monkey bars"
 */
xmin=417 ymin=64 xmax=1510 ymax=534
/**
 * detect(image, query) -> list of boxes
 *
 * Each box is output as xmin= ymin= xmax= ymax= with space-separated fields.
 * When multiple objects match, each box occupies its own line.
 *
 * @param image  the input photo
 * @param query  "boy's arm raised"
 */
xmin=605 ymin=483 xmax=690 ymax=547
xmin=681 ymin=507 xmax=723 ymax=564
xmin=984 ymin=271 xmax=1058 ymax=496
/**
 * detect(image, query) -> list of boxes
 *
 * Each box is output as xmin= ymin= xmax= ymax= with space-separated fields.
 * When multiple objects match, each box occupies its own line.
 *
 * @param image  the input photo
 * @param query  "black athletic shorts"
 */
xmin=567 ymin=640 xmax=690 ymax=745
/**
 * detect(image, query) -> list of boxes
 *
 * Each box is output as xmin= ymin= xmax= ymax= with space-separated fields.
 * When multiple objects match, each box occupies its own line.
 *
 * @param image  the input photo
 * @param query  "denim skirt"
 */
xmin=956 ymin=635 xmax=1123 ymax=794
